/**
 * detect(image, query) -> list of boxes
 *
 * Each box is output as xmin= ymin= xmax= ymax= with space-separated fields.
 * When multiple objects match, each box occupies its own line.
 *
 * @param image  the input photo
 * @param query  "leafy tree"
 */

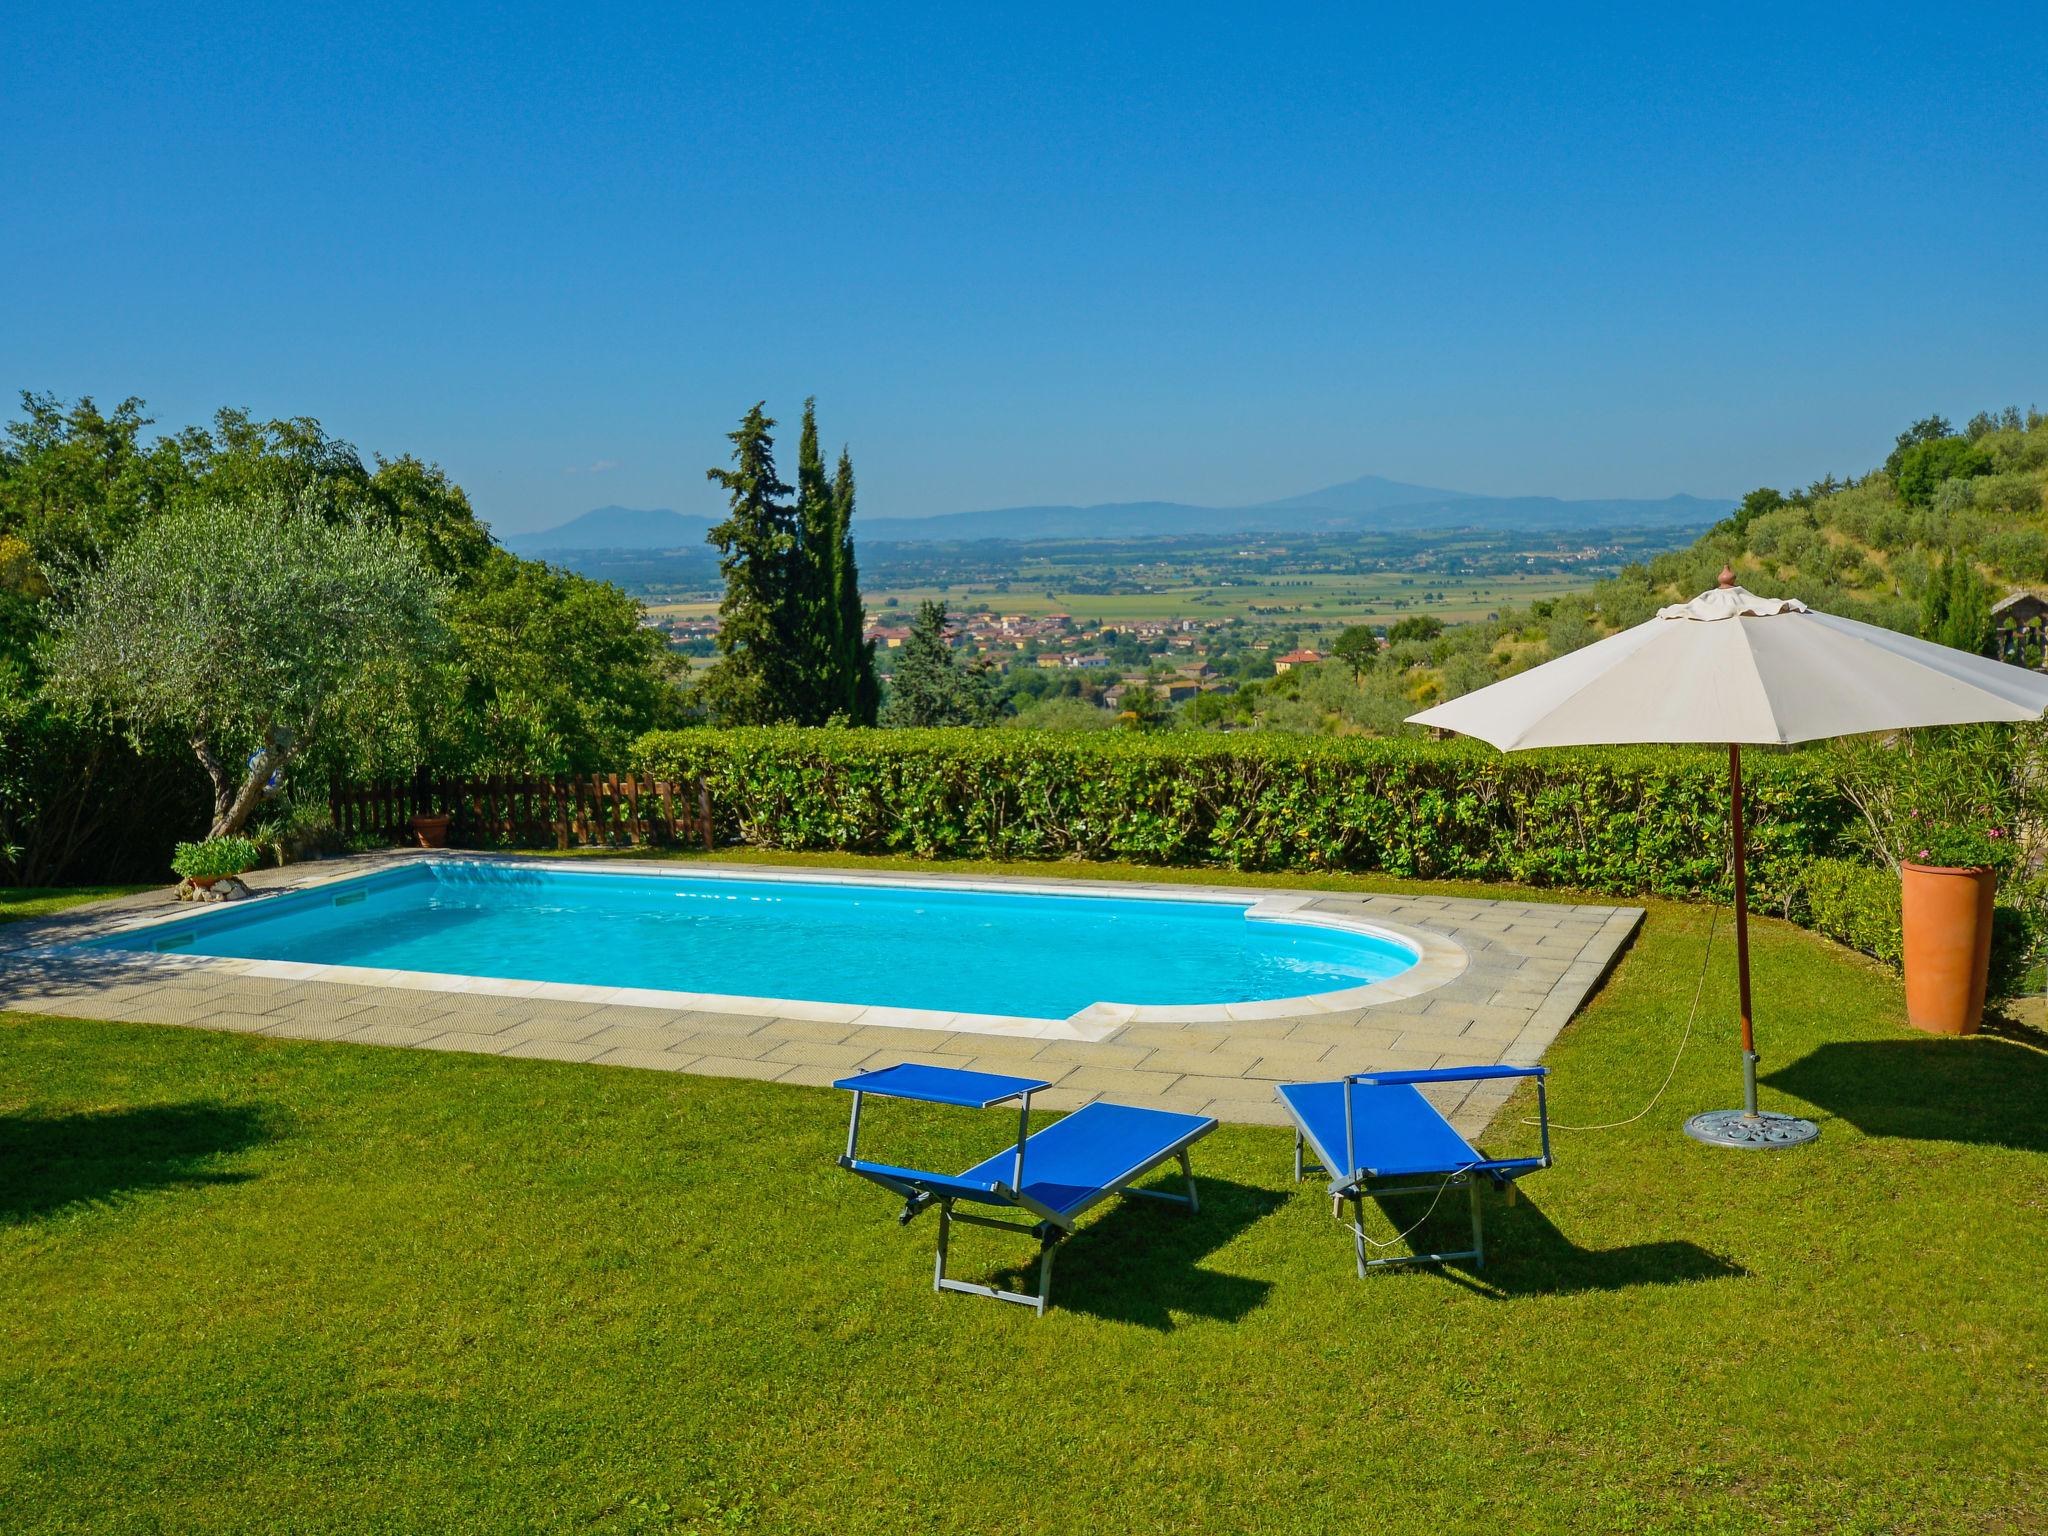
xmin=1964 ymin=407 xmax=2024 ymax=442
xmin=1729 ymin=486 xmax=1786 ymax=536
xmin=43 ymin=491 xmax=448 ymax=838
xmin=1118 ymin=683 xmax=1167 ymax=729
xmin=0 ymin=392 xmax=182 ymax=565
xmin=881 ymin=601 xmax=997 ymax=726
xmin=359 ymin=453 xmax=495 ymax=576
xmin=1885 ymin=414 xmax=1954 ymax=476
xmin=1893 ymin=436 xmax=1993 ymax=508
xmin=701 ymin=404 xmax=801 ymax=724
xmin=1332 ymin=624 xmax=1379 ymax=681
xmin=1386 ymin=615 xmax=1443 ymax=644
xmin=439 ymin=552 xmax=682 ymax=775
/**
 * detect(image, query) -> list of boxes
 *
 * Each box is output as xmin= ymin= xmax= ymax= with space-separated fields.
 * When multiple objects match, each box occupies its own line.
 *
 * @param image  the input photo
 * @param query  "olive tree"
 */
xmin=44 ymin=492 xmax=447 ymax=838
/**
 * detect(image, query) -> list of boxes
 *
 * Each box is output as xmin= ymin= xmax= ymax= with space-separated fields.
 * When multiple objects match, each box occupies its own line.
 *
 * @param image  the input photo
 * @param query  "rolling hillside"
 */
xmin=1605 ymin=407 xmax=2048 ymax=635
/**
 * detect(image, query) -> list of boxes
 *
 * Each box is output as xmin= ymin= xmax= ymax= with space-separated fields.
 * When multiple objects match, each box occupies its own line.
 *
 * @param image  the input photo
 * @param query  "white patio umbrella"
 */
xmin=1409 ymin=568 xmax=2048 ymax=1148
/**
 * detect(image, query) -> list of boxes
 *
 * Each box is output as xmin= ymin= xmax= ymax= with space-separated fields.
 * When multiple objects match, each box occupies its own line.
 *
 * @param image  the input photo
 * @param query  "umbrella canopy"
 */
xmin=1407 ymin=569 xmax=2048 ymax=1148
xmin=1410 ymin=578 xmax=2048 ymax=749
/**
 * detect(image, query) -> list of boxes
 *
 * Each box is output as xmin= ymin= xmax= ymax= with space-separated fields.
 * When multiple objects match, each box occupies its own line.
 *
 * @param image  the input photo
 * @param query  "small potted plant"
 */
xmin=408 ymin=812 xmax=452 ymax=849
xmin=171 ymin=835 xmax=262 ymax=900
xmin=1900 ymin=808 xmax=2014 ymax=1036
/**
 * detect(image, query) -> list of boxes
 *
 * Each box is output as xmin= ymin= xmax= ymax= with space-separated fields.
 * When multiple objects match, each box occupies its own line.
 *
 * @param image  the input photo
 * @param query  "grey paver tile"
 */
xmin=675 ymin=1054 xmax=793 ymax=1082
xmin=1461 ymin=1016 xmax=1532 ymax=1043
xmin=1170 ymin=1071 xmax=1281 ymax=1103
xmin=937 ymin=1032 xmax=1052 ymax=1061
xmin=497 ymin=1016 xmax=608 ymax=1045
xmin=852 ymin=1048 xmax=986 ymax=1075
xmin=591 ymin=1047 xmax=696 ymax=1073
xmin=770 ymin=1062 xmax=844 ymax=1088
xmin=1136 ymin=1045 xmax=1266 ymax=1078
xmin=503 ymin=1038 xmax=606 ymax=1063
xmin=258 ymin=1017 xmax=362 ymax=1041
xmin=841 ymin=1025 xmax=958 ymax=1051
xmin=582 ymin=1023 xmax=698 ymax=1054
xmin=1055 ymin=1065 xmax=1181 ymax=1097
xmin=753 ymin=1017 xmax=859 ymax=1045
xmin=667 ymin=1030 xmax=779 ymax=1061
xmin=1031 ymin=1039 xmax=1154 ymax=1069
xmin=1279 ymin=1020 xmax=1404 ymax=1052
xmin=193 ymin=1011 xmax=277 ymax=1034
xmin=341 ymin=1022 xmax=449 ymax=1048
xmin=1113 ymin=1024 xmax=1228 ymax=1051
xmin=762 ymin=1040 xmax=873 ymax=1070
xmin=1242 ymin=1044 xmax=1337 ymax=1080
xmin=1203 ymin=1098 xmax=1293 ymax=1127
xmin=421 ymin=1030 xmax=517 ymax=1055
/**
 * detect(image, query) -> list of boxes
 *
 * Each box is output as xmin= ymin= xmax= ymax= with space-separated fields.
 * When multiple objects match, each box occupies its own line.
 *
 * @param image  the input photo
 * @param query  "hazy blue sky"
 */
xmin=7 ymin=4 xmax=2044 ymax=533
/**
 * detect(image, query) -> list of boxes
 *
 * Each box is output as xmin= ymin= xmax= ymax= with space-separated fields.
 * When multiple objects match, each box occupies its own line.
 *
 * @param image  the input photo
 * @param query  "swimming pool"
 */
xmin=95 ymin=860 xmax=1427 ymax=1025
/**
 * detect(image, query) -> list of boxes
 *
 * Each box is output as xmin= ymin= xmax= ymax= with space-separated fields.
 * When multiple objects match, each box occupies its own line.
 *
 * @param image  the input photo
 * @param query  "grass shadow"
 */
xmin=1765 ymin=1037 xmax=2048 ymax=1153
xmin=0 ymin=1101 xmax=278 ymax=1225
xmin=978 ymin=1175 xmax=1285 ymax=1329
xmin=1980 ymin=1003 xmax=2048 ymax=1053
xmin=1322 ymin=1186 xmax=1747 ymax=1298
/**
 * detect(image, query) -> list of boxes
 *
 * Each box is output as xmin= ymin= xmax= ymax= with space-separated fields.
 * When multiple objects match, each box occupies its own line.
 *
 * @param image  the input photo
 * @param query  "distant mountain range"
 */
xmin=502 ymin=504 xmax=717 ymax=556
xmin=501 ymin=475 xmax=1731 ymax=555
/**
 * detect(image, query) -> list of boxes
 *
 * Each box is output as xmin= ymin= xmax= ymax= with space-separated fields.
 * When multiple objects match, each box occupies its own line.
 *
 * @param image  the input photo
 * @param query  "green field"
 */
xmin=650 ymin=570 xmax=1599 ymax=630
xmin=3 ymin=856 xmax=2042 ymax=1533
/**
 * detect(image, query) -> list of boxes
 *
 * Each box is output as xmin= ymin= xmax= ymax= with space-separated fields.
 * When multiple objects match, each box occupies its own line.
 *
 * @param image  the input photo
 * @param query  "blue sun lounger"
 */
xmin=834 ymin=1063 xmax=1216 ymax=1315
xmin=1277 ymin=1065 xmax=1552 ymax=1276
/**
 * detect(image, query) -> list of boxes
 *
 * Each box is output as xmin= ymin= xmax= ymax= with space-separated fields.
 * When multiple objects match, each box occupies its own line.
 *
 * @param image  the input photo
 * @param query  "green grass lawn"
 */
xmin=0 ymin=884 xmax=153 ymax=925
xmin=2 ymin=866 xmax=2044 ymax=1534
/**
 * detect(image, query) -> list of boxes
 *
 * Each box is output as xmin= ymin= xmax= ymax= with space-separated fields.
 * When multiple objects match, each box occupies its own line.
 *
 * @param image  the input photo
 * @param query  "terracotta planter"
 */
xmin=410 ymin=814 xmax=452 ymax=849
xmin=188 ymin=875 xmax=219 ymax=891
xmin=1901 ymin=862 xmax=1996 ymax=1036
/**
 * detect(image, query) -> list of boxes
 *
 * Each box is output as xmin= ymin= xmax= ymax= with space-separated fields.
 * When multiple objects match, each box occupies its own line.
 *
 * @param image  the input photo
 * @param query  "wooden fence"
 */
xmin=330 ymin=772 xmax=715 ymax=851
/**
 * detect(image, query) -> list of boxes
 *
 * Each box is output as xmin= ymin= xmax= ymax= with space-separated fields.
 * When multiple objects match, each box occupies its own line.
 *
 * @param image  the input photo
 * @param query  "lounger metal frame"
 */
xmin=1284 ymin=1065 xmax=1552 ymax=1277
xmin=837 ymin=1071 xmax=1210 ymax=1315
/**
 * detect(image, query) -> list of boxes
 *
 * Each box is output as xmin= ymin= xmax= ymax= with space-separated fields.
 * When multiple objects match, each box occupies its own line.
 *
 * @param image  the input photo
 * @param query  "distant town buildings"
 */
xmin=653 ymin=603 xmax=1293 ymax=714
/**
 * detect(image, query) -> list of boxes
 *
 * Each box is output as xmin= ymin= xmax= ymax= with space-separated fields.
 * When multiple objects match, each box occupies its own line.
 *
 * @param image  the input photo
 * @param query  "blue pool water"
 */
xmin=101 ymin=863 xmax=1418 ymax=1019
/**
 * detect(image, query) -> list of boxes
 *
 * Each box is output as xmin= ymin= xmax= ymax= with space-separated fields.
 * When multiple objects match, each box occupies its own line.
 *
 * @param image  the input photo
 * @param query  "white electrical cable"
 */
xmin=1525 ymin=905 xmax=1718 ymax=1133
xmin=1339 ymin=1162 xmax=1478 ymax=1250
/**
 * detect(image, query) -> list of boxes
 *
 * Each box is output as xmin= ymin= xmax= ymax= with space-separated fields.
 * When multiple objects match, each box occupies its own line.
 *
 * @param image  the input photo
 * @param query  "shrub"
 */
xmin=1793 ymin=856 xmax=1903 ymax=965
xmin=633 ymin=728 xmax=1851 ymax=903
xmin=247 ymin=790 xmax=342 ymax=866
xmin=170 ymin=836 xmax=261 ymax=881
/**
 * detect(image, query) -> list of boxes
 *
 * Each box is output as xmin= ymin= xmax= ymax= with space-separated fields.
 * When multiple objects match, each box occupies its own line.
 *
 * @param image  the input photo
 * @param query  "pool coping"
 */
xmin=0 ymin=852 xmax=1646 ymax=1132
xmin=53 ymin=853 xmax=1469 ymax=1044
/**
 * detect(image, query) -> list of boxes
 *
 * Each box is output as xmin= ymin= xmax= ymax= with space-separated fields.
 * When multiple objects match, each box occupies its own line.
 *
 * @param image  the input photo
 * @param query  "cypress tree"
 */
xmin=793 ymin=398 xmax=839 ymax=723
xmin=1921 ymin=548 xmax=1993 ymax=656
xmin=831 ymin=447 xmax=880 ymax=723
xmin=701 ymin=403 xmax=800 ymax=723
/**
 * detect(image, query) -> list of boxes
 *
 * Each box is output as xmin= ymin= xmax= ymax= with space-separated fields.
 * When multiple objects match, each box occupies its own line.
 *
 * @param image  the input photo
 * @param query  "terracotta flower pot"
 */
xmin=410 ymin=814 xmax=452 ymax=849
xmin=1900 ymin=862 xmax=1996 ymax=1036
xmin=188 ymin=875 xmax=219 ymax=890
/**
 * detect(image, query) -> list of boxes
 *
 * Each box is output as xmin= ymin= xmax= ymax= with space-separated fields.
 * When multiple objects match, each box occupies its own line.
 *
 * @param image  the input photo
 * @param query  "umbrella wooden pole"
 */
xmin=1729 ymin=742 xmax=1759 ymax=1117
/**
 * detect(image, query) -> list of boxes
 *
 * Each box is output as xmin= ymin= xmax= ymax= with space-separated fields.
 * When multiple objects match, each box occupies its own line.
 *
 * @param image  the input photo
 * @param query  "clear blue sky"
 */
xmin=7 ymin=3 xmax=2044 ymax=533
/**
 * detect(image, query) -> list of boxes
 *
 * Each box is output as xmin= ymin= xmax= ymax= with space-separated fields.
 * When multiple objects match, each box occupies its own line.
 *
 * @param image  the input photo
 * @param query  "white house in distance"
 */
xmin=1273 ymin=648 xmax=1322 ymax=673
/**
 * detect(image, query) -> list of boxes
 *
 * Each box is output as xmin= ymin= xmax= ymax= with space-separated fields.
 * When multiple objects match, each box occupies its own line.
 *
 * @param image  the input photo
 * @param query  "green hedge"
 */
xmin=1793 ymin=855 xmax=1903 ymax=965
xmin=633 ymin=729 xmax=1854 ymax=904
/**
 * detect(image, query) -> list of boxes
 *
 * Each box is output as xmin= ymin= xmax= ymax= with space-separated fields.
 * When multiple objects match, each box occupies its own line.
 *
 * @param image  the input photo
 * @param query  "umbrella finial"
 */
xmin=1718 ymin=565 xmax=1737 ymax=589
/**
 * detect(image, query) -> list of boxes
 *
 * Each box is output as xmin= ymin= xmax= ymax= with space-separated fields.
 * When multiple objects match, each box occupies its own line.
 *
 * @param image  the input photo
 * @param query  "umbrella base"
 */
xmin=1683 ymin=1109 xmax=1819 ymax=1149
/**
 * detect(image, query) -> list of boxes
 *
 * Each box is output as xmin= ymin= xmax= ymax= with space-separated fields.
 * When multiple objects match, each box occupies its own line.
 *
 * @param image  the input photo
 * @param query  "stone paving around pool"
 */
xmin=0 ymin=853 xmax=1642 ymax=1133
